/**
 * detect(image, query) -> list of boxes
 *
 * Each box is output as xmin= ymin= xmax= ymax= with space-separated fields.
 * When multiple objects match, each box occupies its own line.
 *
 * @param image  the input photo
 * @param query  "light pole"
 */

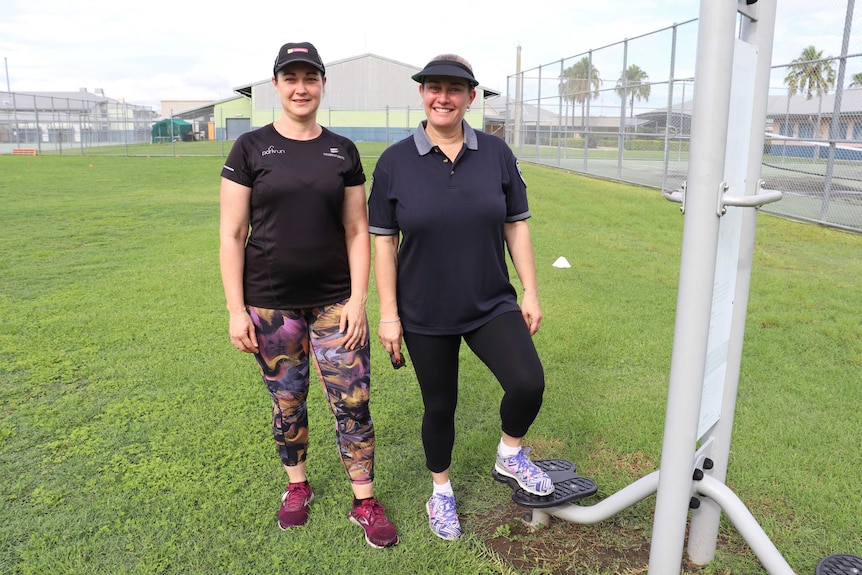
xmin=4 ymin=57 xmax=21 ymax=147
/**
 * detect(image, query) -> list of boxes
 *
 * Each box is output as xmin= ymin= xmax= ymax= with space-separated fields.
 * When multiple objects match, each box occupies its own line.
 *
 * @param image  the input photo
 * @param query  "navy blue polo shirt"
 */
xmin=368 ymin=120 xmax=530 ymax=335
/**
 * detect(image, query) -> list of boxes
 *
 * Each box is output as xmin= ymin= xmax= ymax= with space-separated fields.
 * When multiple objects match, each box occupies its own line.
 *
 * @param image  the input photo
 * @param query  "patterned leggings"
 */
xmin=248 ymin=301 xmax=374 ymax=485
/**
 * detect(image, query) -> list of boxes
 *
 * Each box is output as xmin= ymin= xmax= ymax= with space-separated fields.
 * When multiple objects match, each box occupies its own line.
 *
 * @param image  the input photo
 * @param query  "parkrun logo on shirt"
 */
xmin=323 ymin=147 xmax=345 ymax=160
xmin=261 ymin=145 xmax=285 ymax=157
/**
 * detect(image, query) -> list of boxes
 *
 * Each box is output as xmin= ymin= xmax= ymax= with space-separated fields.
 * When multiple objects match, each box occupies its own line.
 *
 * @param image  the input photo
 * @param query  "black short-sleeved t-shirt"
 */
xmin=368 ymin=120 xmax=531 ymax=335
xmin=222 ymin=124 xmax=366 ymax=309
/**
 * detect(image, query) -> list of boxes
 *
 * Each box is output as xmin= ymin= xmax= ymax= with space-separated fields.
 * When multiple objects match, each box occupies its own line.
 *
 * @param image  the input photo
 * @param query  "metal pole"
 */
xmin=170 ymin=109 xmax=176 ymax=156
xmin=79 ymin=107 xmax=84 ymax=155
xmin=695 ymin=476 xmax=795 ymax=574
xmin=558 ymin=59 xmax=564 ymax=165
xmin=220 ymin=107 xmax=225 ymax=157
xmin=680 ymin=81 xmax=686 ymax=162
xmin=53 ymin=97 xmax=60 ymax=155
xmin=584 ymin=50 xmax=593 ymax=172
xmin=506 ymin=75 xmax=513 ymax=146
xmin=514 ymin=45 xmax=522 ymax=149
xmin=5 ymin=57 xmax=21 ymax=148
xmin=663 ymin=24 xmax=679 ymax=193
xmin=124 ymin=102 xmax=129 ymax=156
xmin=11 ymin=91 xmax=20 ymax=147
xmin=822 ymin=0 xmax=855 ymax=221
xmin=617 ymin=40 xmax=629 ymax=179
xmin=33 ymin=95 xmax=40 ymax=155
xmin=687 ymin=0 xmax=780 ymax=565
xmin=535 ymin=66 xmax=542 ymax=159
xmin=647 ymin=2 xmax=737 ymax=573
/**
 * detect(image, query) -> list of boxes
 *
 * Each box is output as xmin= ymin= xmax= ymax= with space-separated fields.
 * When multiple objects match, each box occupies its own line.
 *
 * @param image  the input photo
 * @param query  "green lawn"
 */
xmin=1 ymin=152 xmax=860 ymax=574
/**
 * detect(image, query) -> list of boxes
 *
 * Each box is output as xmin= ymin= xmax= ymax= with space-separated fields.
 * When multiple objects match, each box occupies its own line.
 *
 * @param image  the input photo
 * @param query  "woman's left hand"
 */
xmin=339 ymin=297 xmax=368 ymax=349
xmin=521 ymin=292 xmax=543 ymax=336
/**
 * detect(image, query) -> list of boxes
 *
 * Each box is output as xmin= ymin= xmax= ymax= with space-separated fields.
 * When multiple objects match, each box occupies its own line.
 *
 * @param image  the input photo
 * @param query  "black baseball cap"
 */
xmin=411 ymin=56 xmax=479 ymax=88
xmin=273 ymin=42 xmax=325 ymax=76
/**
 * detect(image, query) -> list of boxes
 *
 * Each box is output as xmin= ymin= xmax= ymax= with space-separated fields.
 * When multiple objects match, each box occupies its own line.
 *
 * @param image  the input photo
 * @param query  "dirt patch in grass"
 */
xmin=471 ymin=499 xmax=744 ymax=575
xmin=472 ymin=499 xmax=650 ymax=575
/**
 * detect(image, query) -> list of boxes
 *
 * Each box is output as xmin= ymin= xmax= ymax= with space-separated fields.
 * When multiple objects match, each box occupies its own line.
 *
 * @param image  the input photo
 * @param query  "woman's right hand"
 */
xmin=377 ymin=320 xmax=403 ymax=359
xmin=229 ymin=310 xmax=259 ymax=353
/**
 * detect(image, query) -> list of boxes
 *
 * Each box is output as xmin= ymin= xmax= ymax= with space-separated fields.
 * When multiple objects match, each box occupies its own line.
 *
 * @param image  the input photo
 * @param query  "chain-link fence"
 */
xmin=0 ymin=91 xmax=154 ymax=155
xmin=506 ymin=1 xmax=862 ymax=233
xmin=0 ymin=98 xmax=446 ymax=157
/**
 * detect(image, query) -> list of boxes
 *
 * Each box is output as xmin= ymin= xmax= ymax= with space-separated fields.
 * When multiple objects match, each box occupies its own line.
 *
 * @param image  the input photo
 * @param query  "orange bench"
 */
xmin=11 ymin=148 xmax=37 ymax=156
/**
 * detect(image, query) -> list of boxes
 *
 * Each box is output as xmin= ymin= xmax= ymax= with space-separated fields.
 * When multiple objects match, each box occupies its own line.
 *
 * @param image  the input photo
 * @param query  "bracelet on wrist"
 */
xmin=379 ymin=318 xmax=401 ymax=323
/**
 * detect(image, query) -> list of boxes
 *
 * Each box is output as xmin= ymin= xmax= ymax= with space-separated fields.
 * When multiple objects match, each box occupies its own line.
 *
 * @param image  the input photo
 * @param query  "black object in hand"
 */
xmin=390 ymin=352 xmax=407 ymax=369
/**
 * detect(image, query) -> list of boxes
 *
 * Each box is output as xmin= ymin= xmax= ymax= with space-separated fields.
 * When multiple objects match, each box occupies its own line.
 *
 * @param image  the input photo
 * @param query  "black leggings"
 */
xmin=403 ymin=311 xmax=545 ymax=473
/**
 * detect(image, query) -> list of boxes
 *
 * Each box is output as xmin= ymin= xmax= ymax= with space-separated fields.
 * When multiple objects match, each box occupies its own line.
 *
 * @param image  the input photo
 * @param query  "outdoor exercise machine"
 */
xmin=496 ymin=2 xmax=862 ymax=574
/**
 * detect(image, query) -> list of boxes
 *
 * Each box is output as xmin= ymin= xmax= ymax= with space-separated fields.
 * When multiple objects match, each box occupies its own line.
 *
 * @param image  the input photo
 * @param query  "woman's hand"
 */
xmin=520 ymin=292 xmax=543 ymax=336
xmin=377 ymin=319 xmax=403 ymax=359
xmin=339 ymin=297 xmax=368 ymax=350
xmin=229 ymin=309 xmax=259 ymax=353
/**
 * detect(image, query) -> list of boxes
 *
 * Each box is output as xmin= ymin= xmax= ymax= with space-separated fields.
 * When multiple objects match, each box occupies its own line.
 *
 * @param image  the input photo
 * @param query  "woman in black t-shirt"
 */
xmin=219 ymin=41 xmax=397 ymax=549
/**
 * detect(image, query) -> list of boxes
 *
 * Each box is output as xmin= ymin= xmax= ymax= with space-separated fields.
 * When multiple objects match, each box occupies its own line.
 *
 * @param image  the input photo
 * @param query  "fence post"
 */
xmin=822 ymin=0 xmax=855 ymax=221
xmin=617 ymin=39 xmax=629 ymax=179
xmin=662 ymin=24 xmax=679 ymax=193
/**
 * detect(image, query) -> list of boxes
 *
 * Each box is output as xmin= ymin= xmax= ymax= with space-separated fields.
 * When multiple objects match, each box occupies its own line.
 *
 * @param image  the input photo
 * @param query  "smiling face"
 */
xmin=272 ymin=62 xmax=325 ymax=122
xmin=419 ymin=76 xmax=477 ymax=133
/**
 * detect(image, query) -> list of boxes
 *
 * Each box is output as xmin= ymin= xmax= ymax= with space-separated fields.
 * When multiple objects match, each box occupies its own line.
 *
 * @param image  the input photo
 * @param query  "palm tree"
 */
xmin=784 ymin=45 xmax=836 ymax=99
xmin=615 ymin=64 xmax=650 ymax=119
xmin=784 ymin=46 xmax=836 ymax=153
xmin=559 ymin=57 xmax=601 ymax=131
xmin=849 ymin=72 xmax=862 ymax=88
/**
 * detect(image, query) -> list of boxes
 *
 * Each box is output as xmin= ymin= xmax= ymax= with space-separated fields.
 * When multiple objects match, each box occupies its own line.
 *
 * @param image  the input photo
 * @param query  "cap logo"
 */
xmin=287 ymin=48 xmax=309 ymax=54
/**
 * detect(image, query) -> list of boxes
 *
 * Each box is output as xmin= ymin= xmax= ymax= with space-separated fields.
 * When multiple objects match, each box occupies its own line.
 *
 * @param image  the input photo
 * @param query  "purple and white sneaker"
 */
xmin=426 ymin=493 xmax=461 ymax=541
xmin=494 ymin=447 xmax=554 ymax=496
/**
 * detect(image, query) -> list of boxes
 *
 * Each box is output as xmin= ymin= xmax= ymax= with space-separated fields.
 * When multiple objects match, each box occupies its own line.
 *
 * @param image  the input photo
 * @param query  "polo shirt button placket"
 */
xmin=442 ymin=155 xmax=455 ymax=175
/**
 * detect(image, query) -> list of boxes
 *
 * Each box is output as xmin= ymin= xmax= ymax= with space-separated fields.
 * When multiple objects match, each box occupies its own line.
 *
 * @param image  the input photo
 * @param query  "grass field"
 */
xmin=1 ymin=151 xmax=860 ymax=574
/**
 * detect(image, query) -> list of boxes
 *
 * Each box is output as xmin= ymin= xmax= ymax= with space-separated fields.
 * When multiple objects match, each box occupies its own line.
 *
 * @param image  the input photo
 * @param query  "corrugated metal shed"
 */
xmin=240 ymin=53 xmax=499 ymax=113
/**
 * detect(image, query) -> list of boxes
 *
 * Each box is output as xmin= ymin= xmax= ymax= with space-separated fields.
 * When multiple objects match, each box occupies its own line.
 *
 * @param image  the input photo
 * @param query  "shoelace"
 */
xmin=283 ymin=484 xmax=311 ymax=509
xmin=358 ymin=500 xmax=387 ymax=524
xmin=506 ymin=450 xmax=543 ymax=479
xmin=432 ymin=495 xmax=457 ymax=519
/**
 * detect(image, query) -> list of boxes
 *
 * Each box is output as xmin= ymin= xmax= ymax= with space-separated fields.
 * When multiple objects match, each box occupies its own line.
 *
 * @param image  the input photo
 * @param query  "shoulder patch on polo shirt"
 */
xmin=516 ymin=159 xmax=526 ymax=186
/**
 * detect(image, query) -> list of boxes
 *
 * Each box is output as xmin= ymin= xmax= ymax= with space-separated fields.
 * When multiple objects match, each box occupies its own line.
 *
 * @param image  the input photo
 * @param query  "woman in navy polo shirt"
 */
xmin=219 ymin=41 xmax=398 ymax=549
xmin=368 ymin=54 xmax=552 ymax=541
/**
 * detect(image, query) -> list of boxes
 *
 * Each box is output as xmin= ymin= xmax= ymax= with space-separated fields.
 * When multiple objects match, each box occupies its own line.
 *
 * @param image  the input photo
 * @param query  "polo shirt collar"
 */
xmin=413 ymin=120 xmax=479 ymax=156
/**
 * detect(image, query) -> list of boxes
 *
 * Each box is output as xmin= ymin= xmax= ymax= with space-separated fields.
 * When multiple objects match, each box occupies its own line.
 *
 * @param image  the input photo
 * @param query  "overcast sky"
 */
xmin=1 ymin=0 xmax=858 ymax=111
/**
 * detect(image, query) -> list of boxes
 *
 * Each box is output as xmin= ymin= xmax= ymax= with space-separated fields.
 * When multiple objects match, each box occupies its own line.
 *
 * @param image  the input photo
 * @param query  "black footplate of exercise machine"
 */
xmin=492 ymin=459 xmax=598 ymax=508
xmin=816 ymin=554 xmax=862 ymax=575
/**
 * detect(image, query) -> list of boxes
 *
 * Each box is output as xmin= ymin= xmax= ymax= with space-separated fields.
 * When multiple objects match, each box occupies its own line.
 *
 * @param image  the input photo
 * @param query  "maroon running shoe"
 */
xmin=348 ymin=498 xmax=399 ymax=548
xmin=277 ymin=481 xmax=314 ymax=529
